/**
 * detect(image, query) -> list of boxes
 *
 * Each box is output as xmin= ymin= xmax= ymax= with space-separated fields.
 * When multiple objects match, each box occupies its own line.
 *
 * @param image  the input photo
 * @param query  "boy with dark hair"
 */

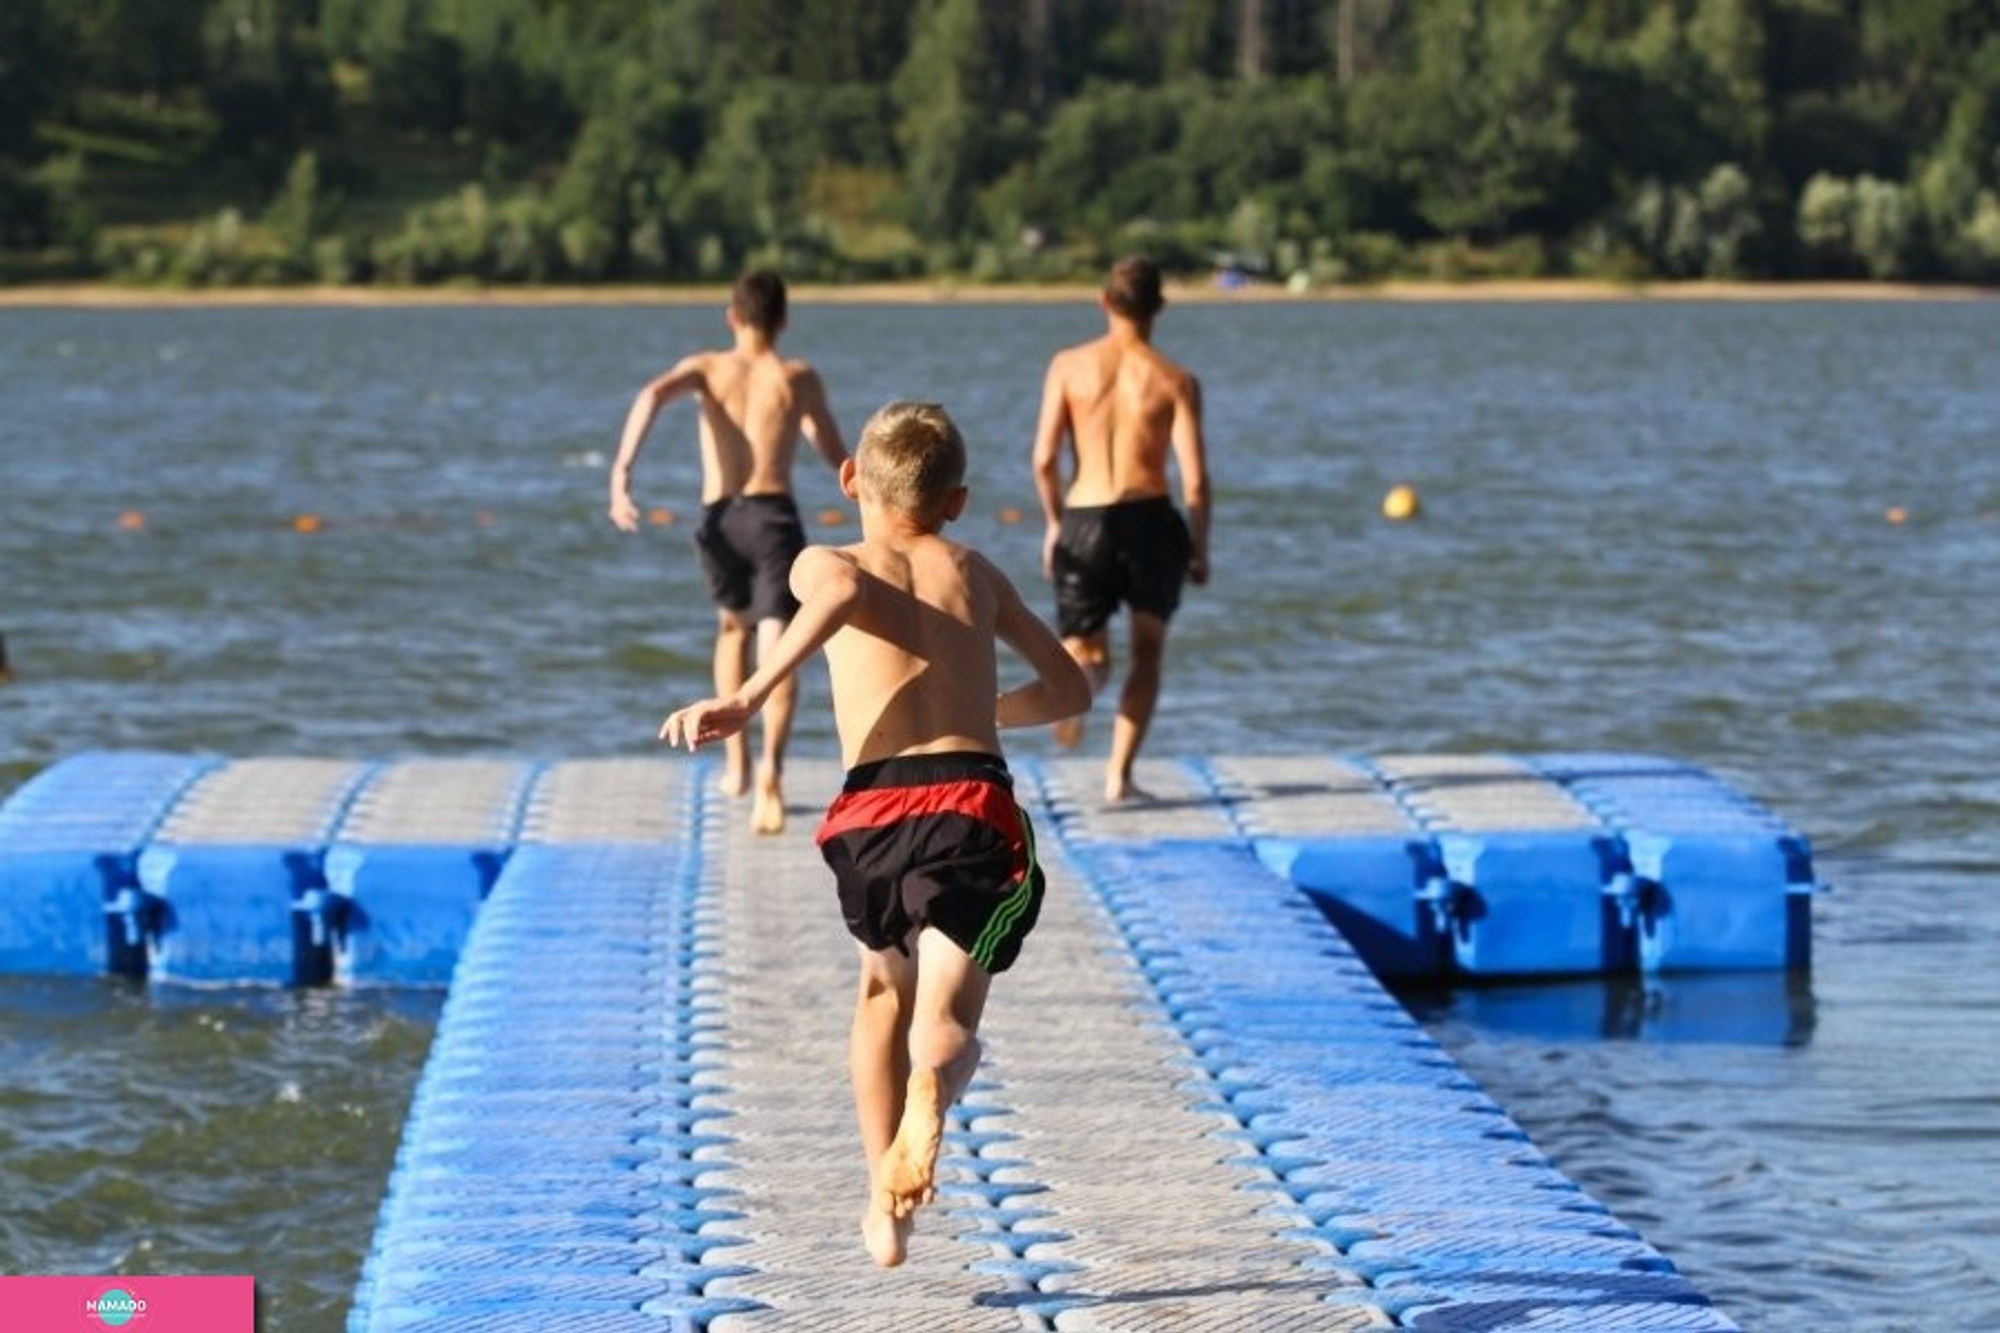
xmin=1031 ymin=256 xmax=1212 ymax=802
xmin=611 ymin=270 xmax=848 ymax=833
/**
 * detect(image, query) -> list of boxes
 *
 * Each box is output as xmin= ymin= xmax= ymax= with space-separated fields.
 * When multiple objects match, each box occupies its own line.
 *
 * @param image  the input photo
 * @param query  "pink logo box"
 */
xmin=0 ymin=1276 xmax=253 ymax=1330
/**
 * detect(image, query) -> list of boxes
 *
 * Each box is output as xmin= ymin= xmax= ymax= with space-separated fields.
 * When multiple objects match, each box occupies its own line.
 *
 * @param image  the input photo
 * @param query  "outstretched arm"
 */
xmin=990 ymin=560 xmax=1091 ymax=728
xmin=797 ymin=367 xmax=850 ymax=475
xmin=609 ymin=356 xmax=706 ymax=531
xmin=660 ymin=546 xmax=861 ymax=749
xmin=1029 ymin=356 xmax=1071 ymax=582
xmin=1172 ymin=373 xmax=1211 ymax=586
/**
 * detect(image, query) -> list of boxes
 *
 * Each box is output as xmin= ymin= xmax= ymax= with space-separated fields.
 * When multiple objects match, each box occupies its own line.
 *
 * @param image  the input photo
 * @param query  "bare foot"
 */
xmin=876 ymin=1068 xmax=945 ymax=1222
xmin=751 ymin=763 xmax=785 ymax=835
xmin=1104 ymin=776 xmax=1154 ymax=805
xmin=861 ymin=1201 xmax=913 ymax=1268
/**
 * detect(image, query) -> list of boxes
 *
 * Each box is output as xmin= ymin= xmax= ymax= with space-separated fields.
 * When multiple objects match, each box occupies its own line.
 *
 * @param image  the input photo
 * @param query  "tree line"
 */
xmin=3 ymin=0 xmax=1997 ymax=287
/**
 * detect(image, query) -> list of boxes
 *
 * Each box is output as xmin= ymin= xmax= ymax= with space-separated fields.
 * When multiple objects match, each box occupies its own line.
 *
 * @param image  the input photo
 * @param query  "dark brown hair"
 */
xmin=731 ymin=269 xmax=788 ymax=334
xmin=1103 ymin=256 xmax=1165 ymax=322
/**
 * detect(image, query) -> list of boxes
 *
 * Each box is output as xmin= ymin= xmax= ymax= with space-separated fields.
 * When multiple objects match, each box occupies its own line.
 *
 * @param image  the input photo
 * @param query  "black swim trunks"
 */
xmin=694 ymin=493 xmax=806 ymax=623
xmin=1051 ymin=495 xmax=1192 ymax=639
xmin=815 ymin=752 xmax=1044 ymax=974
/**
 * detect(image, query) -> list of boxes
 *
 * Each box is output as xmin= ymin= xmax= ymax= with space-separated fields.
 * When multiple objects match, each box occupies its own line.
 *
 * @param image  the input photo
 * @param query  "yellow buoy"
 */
xmin=1382 ymin=483 xmax=1421 ymax=522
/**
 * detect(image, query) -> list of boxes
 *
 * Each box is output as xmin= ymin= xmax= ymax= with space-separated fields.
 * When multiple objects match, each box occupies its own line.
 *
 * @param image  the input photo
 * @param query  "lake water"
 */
xmin=2 ymin=295 xmax=1996 ymax=1331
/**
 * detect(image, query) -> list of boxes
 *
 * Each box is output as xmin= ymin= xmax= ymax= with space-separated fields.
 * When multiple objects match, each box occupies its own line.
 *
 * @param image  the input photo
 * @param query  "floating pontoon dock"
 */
xmin=0 ymin=750 xmax=1811 ymax=1329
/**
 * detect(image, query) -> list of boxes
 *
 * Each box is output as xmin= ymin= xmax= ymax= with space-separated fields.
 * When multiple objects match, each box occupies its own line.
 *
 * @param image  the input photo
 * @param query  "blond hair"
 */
xmin=855 ymin=401 xmax=967 ymax=517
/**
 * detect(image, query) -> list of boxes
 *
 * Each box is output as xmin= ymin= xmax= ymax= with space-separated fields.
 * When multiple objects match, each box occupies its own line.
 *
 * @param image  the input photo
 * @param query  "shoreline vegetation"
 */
xmin=2 ymin=278 xmax=1992 ymax=309
xmin=11 ymin=8 xmax=1997 ymax=299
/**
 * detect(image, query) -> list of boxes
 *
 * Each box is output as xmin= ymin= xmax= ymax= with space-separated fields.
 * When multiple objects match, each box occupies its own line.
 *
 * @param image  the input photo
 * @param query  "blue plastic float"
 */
xmin=0 ymin=751 xmax=1775 ymax=1331
xmin=0 ymin=749 xmax=1814 ymax=986
xmin=0 ymin=750 xmax=220 ymax=977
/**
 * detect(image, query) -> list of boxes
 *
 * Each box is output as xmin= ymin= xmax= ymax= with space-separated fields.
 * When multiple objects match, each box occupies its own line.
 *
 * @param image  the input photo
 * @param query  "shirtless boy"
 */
xmin=610 ymin=269 xmax=848 ymax=834
xmin=661 ymin=401 xmax=1089 ymax=1267
xmin=1031 ymin=256 xmax=1212 ymax=803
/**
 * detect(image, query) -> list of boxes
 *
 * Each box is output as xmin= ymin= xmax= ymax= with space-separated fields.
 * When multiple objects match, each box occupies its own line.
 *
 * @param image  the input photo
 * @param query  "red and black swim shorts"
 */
xmin=814 ymin=751 xmax=1044 ymax=973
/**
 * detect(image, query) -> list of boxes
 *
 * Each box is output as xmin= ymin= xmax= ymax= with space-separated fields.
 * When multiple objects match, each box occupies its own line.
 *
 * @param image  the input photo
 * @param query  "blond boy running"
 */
xmin=661 ymin=401 xmax=1090 ymax=1266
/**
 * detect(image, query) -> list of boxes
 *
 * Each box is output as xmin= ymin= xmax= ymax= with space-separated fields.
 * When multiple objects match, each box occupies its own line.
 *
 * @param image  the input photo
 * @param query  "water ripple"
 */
xmin=3 ymin=299 xmax=1997 ymax=1331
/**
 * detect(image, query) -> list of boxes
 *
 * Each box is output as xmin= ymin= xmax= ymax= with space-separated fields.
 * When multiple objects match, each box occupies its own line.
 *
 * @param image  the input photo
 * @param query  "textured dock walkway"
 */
xmin=347 ymin=755 xmax=1742 ymax=1332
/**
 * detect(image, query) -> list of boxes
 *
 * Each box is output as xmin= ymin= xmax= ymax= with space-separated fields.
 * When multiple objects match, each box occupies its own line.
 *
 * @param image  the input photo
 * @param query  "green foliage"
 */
xmin=2 ymin=0 xmax=1995 ymax=286
xmin=1625 ymin=163 xmax=1762 ymax=278
xmin=32 ymin=153 xmax=94 ymax=251
xmin=1021 ymin=81 xmax=1190 ymax=237
xmin=894 ymin=0 xmax=1003 ymax=242
xmin=1 ymin=0 xmax=65 ymax=163
xmin=263 ymin=151 xmax=339 ymax=270
xmin=1349 ymin=0 xmax=1581 ymax=242
xmin=1799 ymin=171 xmax=1913 ymax=278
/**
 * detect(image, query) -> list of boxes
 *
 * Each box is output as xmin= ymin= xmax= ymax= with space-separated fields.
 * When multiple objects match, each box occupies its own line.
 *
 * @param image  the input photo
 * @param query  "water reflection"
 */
xmin=1399 ymin=971 xmax=1817 ymax=1047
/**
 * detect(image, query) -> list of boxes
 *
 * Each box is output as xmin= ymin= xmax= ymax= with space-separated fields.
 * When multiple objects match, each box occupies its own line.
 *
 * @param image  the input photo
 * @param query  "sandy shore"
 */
xmin=0 ymin=277 xmax=1990 ymax=307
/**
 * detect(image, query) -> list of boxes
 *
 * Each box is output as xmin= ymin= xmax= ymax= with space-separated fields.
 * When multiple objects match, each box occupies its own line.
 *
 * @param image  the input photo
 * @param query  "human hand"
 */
xmin=660 ymin=697 xmax=753 ymax=751
xmin=608 ymin=494 xmax=642 ymax=532
xmin=1188 ymin=549 xmax=1210 ymax=586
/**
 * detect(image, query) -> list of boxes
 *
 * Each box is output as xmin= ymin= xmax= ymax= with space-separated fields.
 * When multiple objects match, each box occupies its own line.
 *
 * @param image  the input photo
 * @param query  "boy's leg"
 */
xmin=907 ymin=927 xmax=992 ymax=1097
xmin=1053 ymin=628 xmax=1110 ymax=748
xmin=877 ymin=928 xmax=992 ymax=1229
xmin=1106 ymin=611 xmax=1167 ymax=802
xmin=711 ymin=610 xmax=752 ymax=796
xmin=851 ymin=943 xmax=916 ymax=1265
xmin=850 ymin=943 xmax=914 ymax=1166
xmin=751 ymin=616 xmax=793 ymax=834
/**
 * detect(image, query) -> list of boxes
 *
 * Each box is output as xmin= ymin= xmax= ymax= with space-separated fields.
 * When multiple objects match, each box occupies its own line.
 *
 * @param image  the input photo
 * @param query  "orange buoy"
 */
xmin=647 ymin=507 xmax=676 ymax=526
xmin=997 ymin=506 xmax=1025 ymax=525
xmin=818 ymin=507 xmax=849 ymax=527
xmin=116 ymin=510 xmax=146 ymax=531
xmin=1884 ymin=505 xmax=1908 ymax=524
xmin=292 ymin=513 xmax=323 ymax=534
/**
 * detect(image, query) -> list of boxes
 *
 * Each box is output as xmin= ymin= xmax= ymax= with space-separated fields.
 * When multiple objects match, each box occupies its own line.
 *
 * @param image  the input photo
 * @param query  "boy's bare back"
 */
xmin=684 ymin=347 xmax=836 ymax=502
xmin=1042 ymin=333 xmax=1201 ymax=507
xmin=660 ymin=399 xmax=1087 ymax=773
xmin=801 ymin=533 xmax=1008 ymax=767
xmin=607 ymin=268 xmax=844 ymax=530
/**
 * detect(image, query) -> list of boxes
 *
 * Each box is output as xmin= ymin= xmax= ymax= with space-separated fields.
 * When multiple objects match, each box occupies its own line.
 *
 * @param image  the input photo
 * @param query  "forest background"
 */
xmin=2 ymin=0 xmax=1997 ymax=290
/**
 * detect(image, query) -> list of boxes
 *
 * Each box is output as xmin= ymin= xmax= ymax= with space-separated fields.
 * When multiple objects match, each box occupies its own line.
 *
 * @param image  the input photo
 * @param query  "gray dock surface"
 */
xmin=350 ymin=754 xmax=1737 ymax=1332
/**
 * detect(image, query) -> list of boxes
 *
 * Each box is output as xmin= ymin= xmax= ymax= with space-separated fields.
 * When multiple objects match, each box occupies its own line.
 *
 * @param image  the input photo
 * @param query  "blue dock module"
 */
xmin=1370 ymin=753 xmax=1628 ymax=978
xmin=1027 ymin=762 xmax=1743 ymax=1331
xmin=1530 ymin=753 xmax=1816 ymax=972
xmin=324 ymin=759 xmax=539 ymax=986
xmin=137 ymin=758 xmax=373 ymax=985
xmin=1204 ymin=754 xmax=1449 ymax=979
xmin=0 ymin=751 xmax=221 ymax=978
xmin=345 ymin=758 xmax=727 ymax=1333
